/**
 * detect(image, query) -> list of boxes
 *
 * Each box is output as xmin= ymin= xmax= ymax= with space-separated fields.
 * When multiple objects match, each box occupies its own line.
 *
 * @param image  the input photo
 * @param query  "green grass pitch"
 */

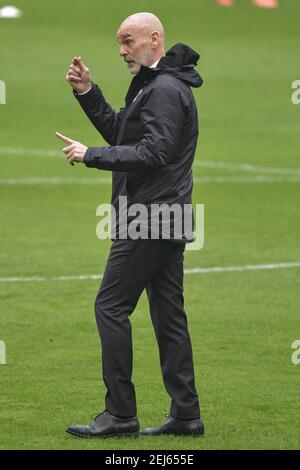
xmin=0 ymin=0 xmax=299 ymax=450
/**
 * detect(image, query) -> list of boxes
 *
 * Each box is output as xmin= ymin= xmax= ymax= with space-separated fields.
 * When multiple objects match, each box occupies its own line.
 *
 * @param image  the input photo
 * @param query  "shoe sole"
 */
xmin=65 ymin=428 xmax=140 ymax=439
xmin=140 ymin=431 xmax=205 ymax=438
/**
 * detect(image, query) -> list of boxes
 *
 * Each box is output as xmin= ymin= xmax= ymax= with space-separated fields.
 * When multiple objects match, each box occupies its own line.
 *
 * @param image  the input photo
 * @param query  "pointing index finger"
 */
xmin=55 ymin=131 xmax=74 ymax=144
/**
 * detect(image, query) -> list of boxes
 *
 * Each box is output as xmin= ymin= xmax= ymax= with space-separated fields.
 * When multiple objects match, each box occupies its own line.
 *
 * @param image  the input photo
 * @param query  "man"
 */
xmin=57 ymin=12 xmax=204 ymax=438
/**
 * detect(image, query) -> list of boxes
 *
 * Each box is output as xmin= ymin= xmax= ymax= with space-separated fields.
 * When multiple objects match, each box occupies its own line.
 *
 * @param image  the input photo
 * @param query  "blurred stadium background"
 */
xmin=0 ymin=0 xmax=299 ymax=450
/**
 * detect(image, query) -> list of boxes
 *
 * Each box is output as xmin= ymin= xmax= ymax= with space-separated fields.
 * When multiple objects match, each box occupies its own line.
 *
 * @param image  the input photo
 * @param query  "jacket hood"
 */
xmin=155 ymin=43 xmax=203 ymax=88
xmin=125 ymin=43 xmax=203 ymax=106
xmin=143 ymin=43 xmax=203 ymax=88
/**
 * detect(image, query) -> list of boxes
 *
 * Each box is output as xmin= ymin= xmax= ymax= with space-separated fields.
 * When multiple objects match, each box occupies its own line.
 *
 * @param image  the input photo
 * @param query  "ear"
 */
xmin=150 ymin=31 xmax=159 ymax=48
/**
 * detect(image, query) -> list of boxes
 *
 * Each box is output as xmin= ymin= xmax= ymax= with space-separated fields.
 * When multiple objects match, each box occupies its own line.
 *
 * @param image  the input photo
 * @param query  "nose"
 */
xmin=119 ymin=45 xmax=127 ymax=57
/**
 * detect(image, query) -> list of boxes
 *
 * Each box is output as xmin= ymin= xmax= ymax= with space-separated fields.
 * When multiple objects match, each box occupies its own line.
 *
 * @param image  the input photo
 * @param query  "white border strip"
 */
xmin=1 ymin=262 xmax=300 ymax=283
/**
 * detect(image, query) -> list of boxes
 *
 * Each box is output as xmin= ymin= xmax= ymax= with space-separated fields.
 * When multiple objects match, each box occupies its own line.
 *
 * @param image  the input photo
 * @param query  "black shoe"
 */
xmin=141 ymin=415 xmax=204 ymax=437
xmin=66 ymin=410 xmax=140 ymax=438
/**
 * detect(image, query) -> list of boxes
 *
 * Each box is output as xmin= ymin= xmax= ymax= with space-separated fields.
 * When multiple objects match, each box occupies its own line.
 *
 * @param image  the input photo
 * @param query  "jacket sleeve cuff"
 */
xmin=77 ymin=85 xmax=93 ymax=96
xmin=73 ymin=82 xmax=101 ymax=105
xmin=83 ymin=147 xmax=101 ymax=168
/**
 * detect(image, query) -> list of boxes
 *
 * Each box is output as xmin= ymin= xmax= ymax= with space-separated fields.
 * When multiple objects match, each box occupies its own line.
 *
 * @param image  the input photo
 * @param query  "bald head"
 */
xmin=119 ymin=12 xmax=165 ymax=41
xmin=117 ymin=12 xmax=165 ymax=75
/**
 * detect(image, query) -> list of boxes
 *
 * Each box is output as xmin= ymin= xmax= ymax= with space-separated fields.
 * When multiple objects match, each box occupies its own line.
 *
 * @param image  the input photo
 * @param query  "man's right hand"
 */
xmin=66 ymin=57 xmax=92 ymax=94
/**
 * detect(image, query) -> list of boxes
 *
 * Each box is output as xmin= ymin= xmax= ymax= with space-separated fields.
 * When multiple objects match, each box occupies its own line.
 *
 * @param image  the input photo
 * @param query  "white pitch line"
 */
xmin=1 ymin=261 xmax=300 ymax=284
xmin=184 ymin=262 xmax=300 ymax=274
xmin=0 ymin=147 xmax=61 ymax=158
xmin=195 ymin=175 xmax=300 ymax=183
xmin=193 ymin=160 xmax=300 ymax=176
xmin=1 ymin=175 xmax=300 ymax=186
xmin=0 ymin=177 xmax=112 ymax=185
xmin=1 ymin=147 xmax=300 ymax=177
xmin=0 ymin=274 xmax=103 ymax=283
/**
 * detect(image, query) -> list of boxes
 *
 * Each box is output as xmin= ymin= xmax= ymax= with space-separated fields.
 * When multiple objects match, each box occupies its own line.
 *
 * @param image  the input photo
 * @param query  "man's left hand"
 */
xmin=56 ymin=131 xmax=88 ymax=166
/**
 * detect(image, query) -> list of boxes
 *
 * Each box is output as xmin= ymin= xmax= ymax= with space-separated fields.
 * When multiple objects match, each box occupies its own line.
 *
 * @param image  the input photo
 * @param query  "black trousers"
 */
xmin=94 ymin=238 xmax=200 ymax=420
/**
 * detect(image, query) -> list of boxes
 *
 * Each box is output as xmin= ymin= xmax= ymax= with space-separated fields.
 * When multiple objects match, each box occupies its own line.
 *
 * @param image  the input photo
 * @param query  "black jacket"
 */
xmin=75 ymin=43 xmax=203 ymax=242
